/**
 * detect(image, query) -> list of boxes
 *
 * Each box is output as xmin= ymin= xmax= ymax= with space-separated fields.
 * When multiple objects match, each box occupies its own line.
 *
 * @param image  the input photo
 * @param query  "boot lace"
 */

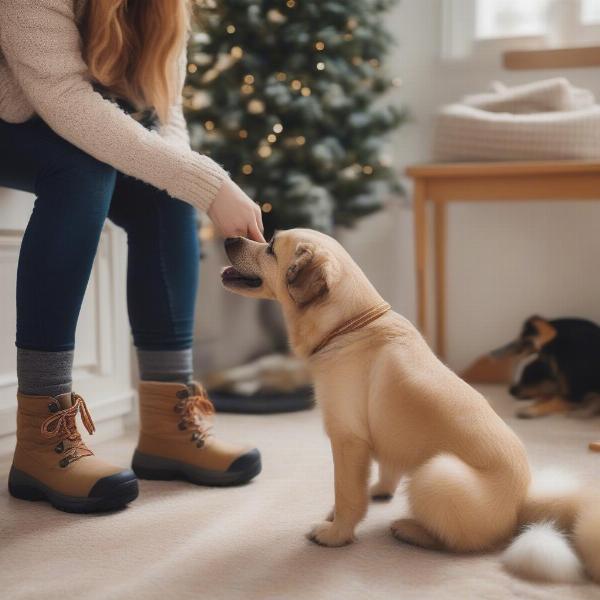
xmin=174 ymin=387 xmax=215 ymax=448
xmin=40 ymin=394 xmax=95 ymax=467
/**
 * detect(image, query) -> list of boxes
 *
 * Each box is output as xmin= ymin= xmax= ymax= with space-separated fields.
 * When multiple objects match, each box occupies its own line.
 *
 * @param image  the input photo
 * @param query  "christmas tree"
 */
xmin=184 ymin=0 xmax=403 ymax=235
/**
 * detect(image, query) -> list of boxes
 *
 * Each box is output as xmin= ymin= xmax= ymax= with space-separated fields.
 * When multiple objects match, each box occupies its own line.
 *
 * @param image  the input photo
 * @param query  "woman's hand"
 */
xmin=208 ymin=179 xmax=265 ymax=242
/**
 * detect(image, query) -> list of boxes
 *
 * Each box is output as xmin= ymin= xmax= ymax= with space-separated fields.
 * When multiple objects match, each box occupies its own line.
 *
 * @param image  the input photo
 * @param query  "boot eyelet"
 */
xmin=48 ymin=402 xmax=59 ymax=413
xmin=59 ymin=457 xmax=70 ymax=468
xmin=196 ymin=439 xmax=205 ymax=448
xmin=176 ymin=390 xmax=189 ymax=400
xmin=178 ymin=421 xmax=187 ymax=431
xmin=191 ymin=432 xmax=200 ymax=441
xmin=54 ymin=442 xmax=64 ymax=454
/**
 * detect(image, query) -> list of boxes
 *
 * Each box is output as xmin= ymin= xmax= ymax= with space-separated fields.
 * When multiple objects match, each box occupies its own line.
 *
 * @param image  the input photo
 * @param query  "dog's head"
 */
xmin=221 ymin=229 xmax=344 ymax=309
xmin=509 ymin=355 xmax=560 ymax=400
xmin=221 ymin=229 xmax=384 ymax=356
xmin=491 ymin=315 xmax=557 ymax=359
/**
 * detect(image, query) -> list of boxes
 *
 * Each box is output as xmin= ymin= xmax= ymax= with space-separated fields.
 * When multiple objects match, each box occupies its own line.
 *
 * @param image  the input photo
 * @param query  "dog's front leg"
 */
xmin=516 ymin=396 xmax=572 ymax=418
xmin=370 ymin=462 xmax=402 ymax=501
xmin=308 ymin=437 xmax=370 ymax=547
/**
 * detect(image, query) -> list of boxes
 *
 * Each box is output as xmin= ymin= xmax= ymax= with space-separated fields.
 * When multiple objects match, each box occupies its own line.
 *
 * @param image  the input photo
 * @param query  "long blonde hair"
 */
xmin=81 ymin=0 xmax=190 ymax=123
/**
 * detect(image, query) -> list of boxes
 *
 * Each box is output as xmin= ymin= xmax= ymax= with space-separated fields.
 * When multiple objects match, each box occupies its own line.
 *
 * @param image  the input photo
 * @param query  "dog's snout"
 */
xmin=224 ymin=237 xmax=244 ymax=261
xmin=509 ymin=385 xmax=519 ymax=397
xmin=224 ymin=237 xmax=243 ymax=249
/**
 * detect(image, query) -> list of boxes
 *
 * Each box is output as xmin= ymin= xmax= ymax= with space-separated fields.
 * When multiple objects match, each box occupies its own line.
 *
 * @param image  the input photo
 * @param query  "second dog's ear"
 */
xmin=286 ymin=242 xmax=338 ymax=306
xmin=530 ymin=316 xmax=557 ymax=349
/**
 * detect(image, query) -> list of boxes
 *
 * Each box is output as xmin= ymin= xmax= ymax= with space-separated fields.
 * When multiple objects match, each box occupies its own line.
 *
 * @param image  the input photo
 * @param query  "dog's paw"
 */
xmin=390 ymin=518 xmax=440 ymax=550
xmin=370 ymin=482 xmax=394 ymax=502
xmin=516 ymin=407 xmax=536 ymax=419
xmin=567 ymin=407 xmax=595 ymax=419
xmin=306 ymin=522 xmax=354 ymax=547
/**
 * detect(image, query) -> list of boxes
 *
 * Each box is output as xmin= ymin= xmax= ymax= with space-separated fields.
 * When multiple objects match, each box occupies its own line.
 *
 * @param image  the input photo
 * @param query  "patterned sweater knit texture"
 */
xmin=0 ymin=0 xmax=229 ymax=211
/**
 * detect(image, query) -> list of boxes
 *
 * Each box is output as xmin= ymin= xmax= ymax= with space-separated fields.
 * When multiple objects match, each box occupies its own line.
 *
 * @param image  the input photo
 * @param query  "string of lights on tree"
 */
xmin=185 ymin=0 xmax=404 ymax=235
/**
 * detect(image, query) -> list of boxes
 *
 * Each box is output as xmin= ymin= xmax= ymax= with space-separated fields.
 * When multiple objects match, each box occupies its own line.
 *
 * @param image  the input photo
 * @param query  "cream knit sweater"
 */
xmin=0 ymin=0 xmax=228 ymax=211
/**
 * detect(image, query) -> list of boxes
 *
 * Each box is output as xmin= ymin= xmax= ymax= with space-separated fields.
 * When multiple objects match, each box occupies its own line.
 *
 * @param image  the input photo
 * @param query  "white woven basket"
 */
xmin=434 ymin=79 xmax=600 ymax=162
xmin=434 ymin=104 xmax=600 ymax=162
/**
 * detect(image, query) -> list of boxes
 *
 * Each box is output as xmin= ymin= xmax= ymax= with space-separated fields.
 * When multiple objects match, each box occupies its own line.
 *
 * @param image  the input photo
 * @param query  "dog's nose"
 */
xmin=224 ymin=237 xmax=242 ymax=248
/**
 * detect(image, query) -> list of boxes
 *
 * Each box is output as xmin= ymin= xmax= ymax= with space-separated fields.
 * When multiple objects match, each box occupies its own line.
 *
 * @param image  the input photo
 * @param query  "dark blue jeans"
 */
xmin=0 ymin=117 xmax=199 ymax=352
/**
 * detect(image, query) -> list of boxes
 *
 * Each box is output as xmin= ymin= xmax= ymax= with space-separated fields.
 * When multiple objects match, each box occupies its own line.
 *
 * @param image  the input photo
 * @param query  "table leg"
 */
xmin=413 ymin=180 xmax=428 ymax=339
xmin=434 ymin=201 xmax=447 ymax=360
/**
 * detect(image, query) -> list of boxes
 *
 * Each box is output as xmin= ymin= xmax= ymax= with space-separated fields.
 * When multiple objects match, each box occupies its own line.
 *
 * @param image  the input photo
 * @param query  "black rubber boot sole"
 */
xmin=8 ymin=466 xmax=139 ymax=513
xmin=132 ymin=449 xmax=261 ymax=487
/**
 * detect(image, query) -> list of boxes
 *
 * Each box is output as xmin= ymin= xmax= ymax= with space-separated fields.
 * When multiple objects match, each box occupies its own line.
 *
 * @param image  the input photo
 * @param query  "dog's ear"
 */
xmin=530 ymin=316 xmax=557 ymax=349
xmin=286 ymin=242 xmax=338 ymax=306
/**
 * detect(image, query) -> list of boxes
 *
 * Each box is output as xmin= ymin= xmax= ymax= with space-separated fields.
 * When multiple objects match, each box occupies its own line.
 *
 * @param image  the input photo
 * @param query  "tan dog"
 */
xmin=221 ymin=229 xmax=600 ymax=583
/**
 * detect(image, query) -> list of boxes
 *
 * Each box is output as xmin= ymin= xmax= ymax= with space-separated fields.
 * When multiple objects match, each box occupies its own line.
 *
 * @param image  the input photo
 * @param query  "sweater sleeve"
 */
xmin=0 ymin=0 xmax=228 ymax=211
xmin=160 ymin=103 xmax=192 ymax=151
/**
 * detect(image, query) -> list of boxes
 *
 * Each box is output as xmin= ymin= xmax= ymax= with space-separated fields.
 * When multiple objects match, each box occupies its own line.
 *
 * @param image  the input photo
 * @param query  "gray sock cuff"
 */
xmin=17 ymin=348 xmax=73 ymax=397
xmin=137 ymin=349 xmax=193 ymax=384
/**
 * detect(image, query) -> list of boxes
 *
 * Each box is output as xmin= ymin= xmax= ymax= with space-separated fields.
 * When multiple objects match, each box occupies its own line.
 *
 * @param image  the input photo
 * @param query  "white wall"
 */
xmin=379 ymin=0 xmax=600 ymax=371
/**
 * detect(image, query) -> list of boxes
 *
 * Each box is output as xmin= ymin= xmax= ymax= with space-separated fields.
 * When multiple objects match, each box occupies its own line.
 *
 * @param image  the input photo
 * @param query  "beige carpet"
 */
xmin=1 ymin=385 xmax=600 ymax=600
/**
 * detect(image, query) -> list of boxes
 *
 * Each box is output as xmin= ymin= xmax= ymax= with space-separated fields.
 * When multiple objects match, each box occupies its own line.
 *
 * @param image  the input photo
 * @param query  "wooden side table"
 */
xmin=406 ymin=160 xmax=600 ymax=359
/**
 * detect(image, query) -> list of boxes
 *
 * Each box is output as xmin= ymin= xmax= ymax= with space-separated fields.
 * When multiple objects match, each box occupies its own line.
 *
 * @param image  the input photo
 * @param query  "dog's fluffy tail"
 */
xmin=501 ymin=469 xmax=600 ymax=583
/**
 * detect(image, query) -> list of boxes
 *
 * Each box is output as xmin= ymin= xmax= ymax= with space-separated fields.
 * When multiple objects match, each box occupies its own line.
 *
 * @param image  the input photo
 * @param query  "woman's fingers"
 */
xmin=254 ymin=203 xmax=264 ymax=227
xmin=255 ymin=221 xmax=265 ymax=242
xmin=207 ymin=178 xmax=266 ymax=242
xmin=254 ymin=207 xmax=265 ymax=240
xmin=248 ymin=218 xmax=265 ymax=243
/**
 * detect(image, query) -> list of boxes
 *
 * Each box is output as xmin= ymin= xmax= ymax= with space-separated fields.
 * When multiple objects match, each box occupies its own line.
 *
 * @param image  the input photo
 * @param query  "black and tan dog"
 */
xmin=494 ymin=316 xmax=600 ymax=420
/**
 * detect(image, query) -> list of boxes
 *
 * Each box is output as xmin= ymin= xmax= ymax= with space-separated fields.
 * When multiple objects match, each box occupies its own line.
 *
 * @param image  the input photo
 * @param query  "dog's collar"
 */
xmin=309 ymin=302 xmax=392 ymax=356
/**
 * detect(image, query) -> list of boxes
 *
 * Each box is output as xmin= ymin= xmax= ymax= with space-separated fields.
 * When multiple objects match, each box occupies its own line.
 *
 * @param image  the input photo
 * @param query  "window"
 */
xmin=443 ymin=0 xmax=600 ymax=60
xmin=581 ymin=0 xmax=600 ymax=24
xmin=476 ymin=0 xmax=551 ymax=40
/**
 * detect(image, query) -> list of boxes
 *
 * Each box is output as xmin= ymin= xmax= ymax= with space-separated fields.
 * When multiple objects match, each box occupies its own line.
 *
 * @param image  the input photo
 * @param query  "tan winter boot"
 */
xmin=9 ymin=392 xmax=138 ymax=513
xmin=132 ymin=381 xmax=261 ymax=486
